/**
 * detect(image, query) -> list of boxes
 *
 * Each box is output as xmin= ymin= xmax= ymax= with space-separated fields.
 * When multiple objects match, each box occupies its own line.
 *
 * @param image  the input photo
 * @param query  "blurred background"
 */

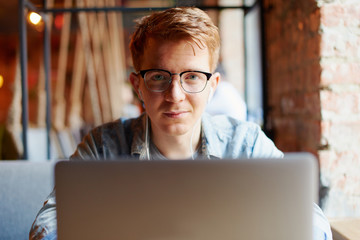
xmin=0 ymin=0 xmax=360 ymax=220
xmin=0 ymin=0 xmax=261 ymax=160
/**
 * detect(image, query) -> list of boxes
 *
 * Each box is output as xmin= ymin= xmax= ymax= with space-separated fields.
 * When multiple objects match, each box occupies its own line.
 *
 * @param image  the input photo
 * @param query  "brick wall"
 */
xmin=318 ymin=0 xmax=360 ymax=217
xmin=263 ymin=0 xmax=360 ymax=217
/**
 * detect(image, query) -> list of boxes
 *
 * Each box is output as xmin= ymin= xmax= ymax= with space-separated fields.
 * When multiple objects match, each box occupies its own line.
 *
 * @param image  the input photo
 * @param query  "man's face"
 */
xmin=130 ymin=38 xmax=219 ymax=137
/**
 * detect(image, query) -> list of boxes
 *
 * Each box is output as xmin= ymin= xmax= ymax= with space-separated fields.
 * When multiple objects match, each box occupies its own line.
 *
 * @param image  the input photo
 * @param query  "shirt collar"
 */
xmin=130 ymin=113 xmax=215 ymax=160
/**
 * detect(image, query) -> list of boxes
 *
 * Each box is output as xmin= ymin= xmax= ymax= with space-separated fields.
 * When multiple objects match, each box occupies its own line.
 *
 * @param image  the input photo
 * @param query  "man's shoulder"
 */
xmin=202 ymin=113 xmax=263 ymax=147
xmin=80 ymin=115 xmax=145 ymax=148
xmin=202 ymin=113 xmax=282 ymax=158
xmin=91 ymin=114 xmax=144 ymax=132
xmin=203 ymin=113 xmax=260 ymax=134
xmin=70 ymin=115 xmax=145 ymax=160
xmin=202 ymin=113 xmax=267 ymax=158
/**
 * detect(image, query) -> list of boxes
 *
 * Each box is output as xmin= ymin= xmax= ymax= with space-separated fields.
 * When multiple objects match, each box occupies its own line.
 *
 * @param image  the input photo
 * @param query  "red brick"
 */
xmin=344 ymin=3 xmax=360 ymax=27
xmin=272 ymin=117 xmax=299 ymax=152
xmin=320 ymin=3 xmax=345 ymax=27
xmin=320 ymin=150 xmax=360 ymax=195
xmin=320 ymin=90 xmax=360 ymax=115
xmin=309 ymin=9 xmax=320 ymax=33
xmin=304 ymin=91 xmax=321 ymax=116
xmin=321 ymin=121 xmax=360 ymax=152
xmin=306 ymin=35 xmax=321 ymax=61
xmin=318 ymin=150 xmax=338 ymax=172
xmin=306 ymin=62 xmax=322 ymax=91
xmin=321 ymin=2 xmax=360 ymax=28
xmin=321 ymin=62 xmax=360 ymax=85
xmin=320 ymin=30 xmax=360 ymax=59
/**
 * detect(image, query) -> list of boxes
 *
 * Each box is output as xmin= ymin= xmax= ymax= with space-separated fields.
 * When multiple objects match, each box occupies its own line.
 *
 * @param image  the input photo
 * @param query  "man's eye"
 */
xmin=152 ymin=74 xmax=166 ymax=81
xmin=184 ymin=74 xmax=199 ymax=81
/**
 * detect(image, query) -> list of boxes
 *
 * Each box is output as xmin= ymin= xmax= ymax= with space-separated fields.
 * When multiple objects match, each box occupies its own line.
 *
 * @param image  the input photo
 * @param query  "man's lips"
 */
xmin=163 ymin=111 xmax=189 ymax=118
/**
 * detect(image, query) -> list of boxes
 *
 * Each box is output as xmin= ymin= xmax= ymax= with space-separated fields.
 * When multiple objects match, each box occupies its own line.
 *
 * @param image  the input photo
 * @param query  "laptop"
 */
xmin=55 ymin=153 xmax=318 ymax=240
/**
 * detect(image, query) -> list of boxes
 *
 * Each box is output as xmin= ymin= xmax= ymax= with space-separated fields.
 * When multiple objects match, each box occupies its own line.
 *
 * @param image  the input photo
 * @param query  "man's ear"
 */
xmin=129 ymin=72 xmax=141 ymax=98
xmin=211 ymin=71 xmax=221 ymax=92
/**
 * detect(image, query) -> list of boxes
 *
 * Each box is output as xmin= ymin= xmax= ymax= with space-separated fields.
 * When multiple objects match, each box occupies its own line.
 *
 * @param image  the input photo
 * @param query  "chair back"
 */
xmin=0 ymin=161 xmax=55 ymax=240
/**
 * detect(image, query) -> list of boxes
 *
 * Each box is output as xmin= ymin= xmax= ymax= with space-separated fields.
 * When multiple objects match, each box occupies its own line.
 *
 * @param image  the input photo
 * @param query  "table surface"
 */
xmin=330 ymin=218 xmax=360 ymax=240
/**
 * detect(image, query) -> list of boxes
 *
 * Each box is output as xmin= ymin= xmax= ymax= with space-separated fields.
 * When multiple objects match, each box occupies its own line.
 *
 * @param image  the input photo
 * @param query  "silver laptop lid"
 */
xmin=55 ymin=153 xmax=318 ymax=240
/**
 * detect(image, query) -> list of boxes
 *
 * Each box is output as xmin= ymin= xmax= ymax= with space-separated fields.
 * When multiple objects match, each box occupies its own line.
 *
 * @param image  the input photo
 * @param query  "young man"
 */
xmin=30 ymin=7 xmax=332 ymax=240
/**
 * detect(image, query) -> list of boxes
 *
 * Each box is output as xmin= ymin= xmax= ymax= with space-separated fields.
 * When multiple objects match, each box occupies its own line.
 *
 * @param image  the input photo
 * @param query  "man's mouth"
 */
xmin=163 ymin=111 xmax=188 ymax=118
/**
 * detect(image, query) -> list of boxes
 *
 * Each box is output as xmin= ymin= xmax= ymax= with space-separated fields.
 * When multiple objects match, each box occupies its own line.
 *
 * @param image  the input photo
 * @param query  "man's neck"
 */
xmin=150 ymin=124 xmax=201 ymax=160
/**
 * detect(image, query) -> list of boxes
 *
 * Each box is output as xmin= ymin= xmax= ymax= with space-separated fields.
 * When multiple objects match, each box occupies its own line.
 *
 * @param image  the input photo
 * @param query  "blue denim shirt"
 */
xmin=30 ymin=113 xmax=332 ymax=240
xmin=202 ymin=113 xmax=283 ymax=159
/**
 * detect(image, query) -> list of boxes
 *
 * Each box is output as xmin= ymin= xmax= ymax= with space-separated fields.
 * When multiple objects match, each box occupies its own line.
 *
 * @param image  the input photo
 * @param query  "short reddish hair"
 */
xmin=129 ymin=7 xmax=220 ymax=72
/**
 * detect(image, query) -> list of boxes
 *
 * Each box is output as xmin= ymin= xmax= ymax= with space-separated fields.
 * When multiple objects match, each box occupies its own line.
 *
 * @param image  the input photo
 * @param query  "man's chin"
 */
xmin=160 ymin=123 xmax=191 ymax=137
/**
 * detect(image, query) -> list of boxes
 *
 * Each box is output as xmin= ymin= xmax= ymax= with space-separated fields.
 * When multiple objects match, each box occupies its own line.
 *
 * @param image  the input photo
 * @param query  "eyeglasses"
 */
xmin=139 ymin=69 xmax=212 ymax=93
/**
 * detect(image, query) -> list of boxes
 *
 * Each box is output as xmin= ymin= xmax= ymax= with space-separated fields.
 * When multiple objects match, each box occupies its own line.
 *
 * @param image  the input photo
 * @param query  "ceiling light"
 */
xmin=29 ymin=12 xmax=42 ymax=25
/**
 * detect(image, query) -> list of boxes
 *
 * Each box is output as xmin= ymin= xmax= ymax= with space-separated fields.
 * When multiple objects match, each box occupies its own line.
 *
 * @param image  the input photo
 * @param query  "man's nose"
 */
xmin=164 ymin=75 xmax=186 ymax=102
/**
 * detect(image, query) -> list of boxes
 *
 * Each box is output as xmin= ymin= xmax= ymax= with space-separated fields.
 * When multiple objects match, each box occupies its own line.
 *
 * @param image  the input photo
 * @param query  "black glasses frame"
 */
xmin=139 ymin=69 xmax=213 ymax=93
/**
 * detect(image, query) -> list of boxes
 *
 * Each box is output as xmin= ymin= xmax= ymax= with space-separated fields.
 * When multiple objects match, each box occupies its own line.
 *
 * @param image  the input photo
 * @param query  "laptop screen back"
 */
xmin=55 ymin=153 xmax=318 ymax=240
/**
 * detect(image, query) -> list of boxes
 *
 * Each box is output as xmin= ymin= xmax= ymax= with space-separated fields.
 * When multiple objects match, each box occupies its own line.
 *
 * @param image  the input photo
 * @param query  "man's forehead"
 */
xmin=145 ymin=37 xmax=208 ymax=56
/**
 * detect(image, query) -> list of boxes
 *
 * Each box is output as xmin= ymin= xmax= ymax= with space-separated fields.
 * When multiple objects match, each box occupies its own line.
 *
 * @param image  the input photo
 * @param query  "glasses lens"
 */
xmin=144 ymin=70 xmax=171 ymax=92
xmin=181 ymin=72 xmax=208 ymax=93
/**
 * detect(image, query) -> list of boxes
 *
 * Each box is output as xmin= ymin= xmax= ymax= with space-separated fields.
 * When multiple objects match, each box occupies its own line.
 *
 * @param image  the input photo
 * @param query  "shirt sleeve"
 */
xmin=313 ymin=203 xmax=333 ymax=240
xmin=29 ymin=188 xmax=57 ymax=240
xmin=251 ymin=129 xmax=284 ymax=158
